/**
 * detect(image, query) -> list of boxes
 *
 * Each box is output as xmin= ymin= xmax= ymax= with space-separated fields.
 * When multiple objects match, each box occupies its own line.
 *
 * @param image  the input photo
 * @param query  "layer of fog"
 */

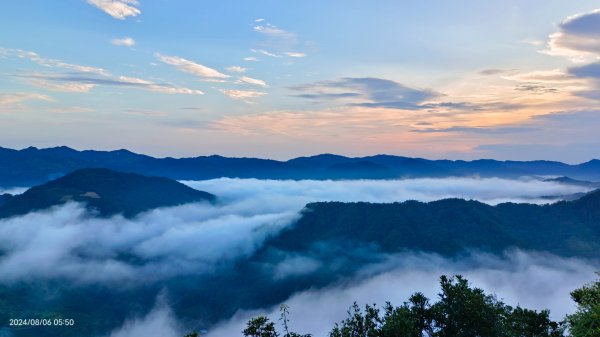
xmin=0 ymin=177 xmax=592 ymax=284
xmin=203 ymin=250 xmax=598 ymax=337
xmin=0 ymin=186 xmax=27 ymax=195
xmin=0 ymin=202 xmax=296 ymax=284
xmin=183 ymin=177 xmax=591 ymax=205
xmin=108 ymin=292 xmax=182 ymax=337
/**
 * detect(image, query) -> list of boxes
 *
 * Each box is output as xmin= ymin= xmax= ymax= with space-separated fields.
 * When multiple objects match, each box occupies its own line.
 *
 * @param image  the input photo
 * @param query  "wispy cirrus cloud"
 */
xmin=0 ymin=48 xmax=108 ymax=75
xmin=284 ymin=52 xmax=306 ymax=58
xmin=0 ymin=92 xmax=52 ymax=107
xmin=117 ymin=76 xmax=205 ymax=95
xmin=27 ymin=76 xmax=97 ymax=93
xmin=219 ymin=89 xmax=267 ymax=103
xmin=3 ymin=48 xmax=205 ymax=96
xmin=86 ymin=0 xmax=141 ymax=20
xmin=253 ymin=23 xmax=296 ymax=41
xmin=226 ymin=66 xmax=246 ymax=73
xmin=111 ymin=37 xmax=136 ymax=47
xmin=156 ymin=54 xmax=230 ymax=80
xmin=236 ymin=76 xmax=269 ymax=87
xmin=21 ymin=72 xmax=204 ymax=95
xmin=252 ymin=21 xmax=309 ymax=58
xmin=251 ymin=48 xmax=282 ymax=58
xmin=543 ymin=8 xmax=600 ymax=62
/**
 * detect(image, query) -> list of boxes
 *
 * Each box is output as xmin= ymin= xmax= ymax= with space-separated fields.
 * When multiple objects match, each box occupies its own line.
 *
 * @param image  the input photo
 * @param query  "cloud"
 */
xmin=0 ymin=187 xmax=27 ymax=195
xmin=0 ymin=201 xmax=295 ymax=284
xmin=1 ymin=178 xmax=596 ymax=336
xmin=543 ymin=8 xmax=600 ymax=62
xmin=284 ymin=52 xmax=306 ymax=58
xmin=204 ymin=250 xmax=598 ymax=337
xmin=271 ymin=254 xmax=321 ymax=280
xmin=87 ymin=0 xmax=141 ymax=20
xmin=125 ymin=109 xmax=168 ymax=117
xmin=412 ymin=126 xmax=539 ymax=134
xmin=156 ymin=54 xmax=230 ymax=79
xmin=521 ymin=39 xmax=544 ymax=46
xmin=502 ymin=69 xmax=575 ymax=84
xmin=252 ymin=21 xmax=308 ymax=58
xmin=569 ymin=62 xmax=600 ymax=79
xmin=0 ymin=92 xmax=52 ymax=107
xmin=252 ymin=48 xmax=282 ymax=58
xmin=109 ymin=294 xmax=182 ymax=337
xmin=227 ymin=66 xmax=246 ymax=73
xmin=244 ymin=56 xmax=259 ymax=62
xmin=111 ymin=37 xmax=136 ymax=47
xmin=117 ymin=75 xmax=205 ymax=94
xmin=291 ymin=77 xmax=439 ymax=109
xmin=514 ymin=84 xmax=559 ymax=94
xmin=219 ymin=89 xmax=267 ymax=102
xmin=0 ymin=48 xmax=108 ymax=75
xmin=2 ymin=48 xmax=204 ymax=95
xmin=0 ymin=177 xmax=590 ymax=285
xmin=462 ymin=109 xmax=600 ymax=162
xmin=236 ymin=76 xmax=269 ymax=87
xmin=184 ymin=177 xmax=590 ymax=206
xmin=26 ymin=76 xmax=97 ymax=93
xmin=48 ymin=105 xmax=95 ymax=114
xmin=19 ymin=72 xmax=204 ymax=95
xmin=253 ymin=24 xmax=296 ymax=41
xmin=479 ymin=68 xmax=510 ymax=76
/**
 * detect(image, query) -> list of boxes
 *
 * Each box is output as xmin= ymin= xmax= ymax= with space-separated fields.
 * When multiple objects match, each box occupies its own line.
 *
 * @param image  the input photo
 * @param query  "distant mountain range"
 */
xmin=0 ymin=168 xmax=215 ymax=218
xmin=1 ymin=146 xmax=599 ymax=187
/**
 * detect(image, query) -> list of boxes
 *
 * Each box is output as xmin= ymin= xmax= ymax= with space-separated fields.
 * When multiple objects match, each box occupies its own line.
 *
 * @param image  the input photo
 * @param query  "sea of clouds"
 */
xmin=0 ymin=177 xmax=591 ymax=284
xmin=0 ymin=177 xmax=597 ymax=336
xmin=108 ymin=251 xmax=599 ymax=337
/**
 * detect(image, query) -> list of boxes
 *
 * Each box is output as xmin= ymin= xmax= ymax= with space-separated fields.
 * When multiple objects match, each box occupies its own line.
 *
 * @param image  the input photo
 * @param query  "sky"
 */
xmin=1 ymin=1 xmax=599 ymax=162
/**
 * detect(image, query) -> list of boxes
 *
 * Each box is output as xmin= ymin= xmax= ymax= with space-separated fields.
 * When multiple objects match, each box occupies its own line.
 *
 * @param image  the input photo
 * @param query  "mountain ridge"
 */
xmin=265 ymin=188 xmax=600 ymax=258
xmin=0 ymin=168 xmax=216 ymax=218
xmin=1 ymin=146 xmax=599 ymax=187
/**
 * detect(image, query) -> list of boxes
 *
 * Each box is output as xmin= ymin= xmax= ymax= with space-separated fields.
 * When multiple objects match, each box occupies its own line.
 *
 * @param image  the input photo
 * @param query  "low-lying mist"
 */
xmin=0 ymin=177 xmax=590 ymax=284
xmin=0 ymin=177 xmax=596 ymax=337
xmin=114 ymin=250 xmax=599 ymax=337
xmin=0 ymin=186 xmax=27 ymax=195
xmin=183 ymin=176 xmax=591 ymax=205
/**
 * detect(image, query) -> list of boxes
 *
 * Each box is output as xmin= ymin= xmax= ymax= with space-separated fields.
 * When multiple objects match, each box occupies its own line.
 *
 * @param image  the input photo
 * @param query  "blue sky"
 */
xmin=1 ymin=1 xmax=599 ymax=162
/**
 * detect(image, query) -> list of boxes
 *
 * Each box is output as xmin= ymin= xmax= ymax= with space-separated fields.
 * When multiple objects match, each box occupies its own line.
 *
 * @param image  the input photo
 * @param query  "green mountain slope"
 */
xmin=0 ymin=168 xmax=216 ymax=218
xmin=268 ymin=190 xmax=600 ymax=258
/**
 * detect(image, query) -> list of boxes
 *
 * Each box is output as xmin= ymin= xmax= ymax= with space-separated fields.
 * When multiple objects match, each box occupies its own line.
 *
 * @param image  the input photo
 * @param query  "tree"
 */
xmin=280 ymin=304 xmax=312 ymax=337
xmin=379 ymin=301 xmax=421 ymax=337
xmin=329 ymin=302 xmax=381 ymax=337
xmin=243 ymin=316 xmax=279 ymax=337
xmin=242 ymin=306 xmax=311 ymax=337
xmin=242 ymin=275 xmax=564 ymax=337
xmin=430 ymin=275 xmax=507 ymax=337
xmin=504 ymin=307 xmax=563 ymax=337
xmin=566 ymin=273 xmax=600 ymax=337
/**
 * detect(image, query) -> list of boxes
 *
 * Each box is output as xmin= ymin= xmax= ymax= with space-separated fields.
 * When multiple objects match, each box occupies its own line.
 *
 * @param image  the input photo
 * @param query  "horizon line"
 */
xmin=1 ymin=145 xmax=598 ymax=166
